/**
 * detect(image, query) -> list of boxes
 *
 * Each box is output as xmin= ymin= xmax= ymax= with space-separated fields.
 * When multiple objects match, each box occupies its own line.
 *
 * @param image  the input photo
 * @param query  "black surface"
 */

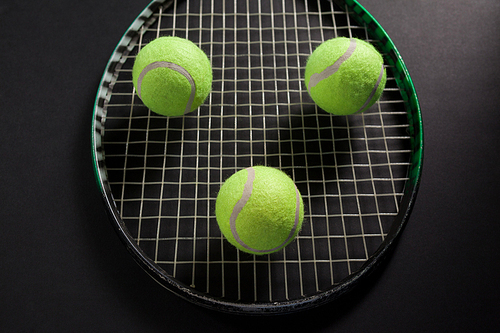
xmin=1 ymin=0 xmax=499 ymax=331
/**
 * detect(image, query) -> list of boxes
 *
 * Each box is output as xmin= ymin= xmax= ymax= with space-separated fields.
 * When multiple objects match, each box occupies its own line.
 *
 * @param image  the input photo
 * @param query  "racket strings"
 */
xmin=102 ymin=0 xmax=411 ymax=303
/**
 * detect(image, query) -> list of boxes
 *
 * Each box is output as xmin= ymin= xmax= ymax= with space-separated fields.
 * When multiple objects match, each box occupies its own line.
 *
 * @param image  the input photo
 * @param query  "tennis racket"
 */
xmin=91 ymin=0 xmax=423 ymax=314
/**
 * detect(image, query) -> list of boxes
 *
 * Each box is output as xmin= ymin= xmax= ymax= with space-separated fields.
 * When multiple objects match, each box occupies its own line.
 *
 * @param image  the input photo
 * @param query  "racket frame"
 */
xmin=91 ymin=0 xmax=423 ymax=314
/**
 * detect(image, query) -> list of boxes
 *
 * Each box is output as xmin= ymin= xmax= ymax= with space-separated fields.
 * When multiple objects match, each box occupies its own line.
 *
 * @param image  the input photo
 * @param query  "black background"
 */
xmin=1 ymin=0 xmax=499 ymax=332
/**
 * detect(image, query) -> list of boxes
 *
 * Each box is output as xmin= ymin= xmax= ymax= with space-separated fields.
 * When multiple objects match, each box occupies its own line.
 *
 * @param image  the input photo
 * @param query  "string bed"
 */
xmin=98 ymin=0 xmax=413 ymax=306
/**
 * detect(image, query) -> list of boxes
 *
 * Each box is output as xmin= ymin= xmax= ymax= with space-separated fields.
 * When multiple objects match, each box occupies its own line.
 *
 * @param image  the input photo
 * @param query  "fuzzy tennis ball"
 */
xmin=305 ymin=37 xmax=386 ymax=115
xmin=215 ymin=166 xmax=304 ymax=255
xmin=132 ymin=36 xmax=212 ymax=116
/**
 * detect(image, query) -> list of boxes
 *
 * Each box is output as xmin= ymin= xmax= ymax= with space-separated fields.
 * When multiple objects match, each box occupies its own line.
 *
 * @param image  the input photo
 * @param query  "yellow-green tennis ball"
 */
xmin=132 ymin=36 xmax=212 ymax=116
xmin=305 ymin=37 xmax=386 ymax=115
xmin=215 ymin=166 xmax=304 ymax=255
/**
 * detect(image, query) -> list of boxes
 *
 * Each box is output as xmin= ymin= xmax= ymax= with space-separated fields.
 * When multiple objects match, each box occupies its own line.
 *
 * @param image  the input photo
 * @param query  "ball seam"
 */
xmin=354 ymin=63 xmax=385 ymax=114
xmin=137 ymin=61 xmax=196 ymax=115
xmin=230 ymin=167 xmax=301 ymax=254
xmin=307 ymin=38 xmax=357 ymax=92
xmin=307 ymin=38 xmax=385 ymax=114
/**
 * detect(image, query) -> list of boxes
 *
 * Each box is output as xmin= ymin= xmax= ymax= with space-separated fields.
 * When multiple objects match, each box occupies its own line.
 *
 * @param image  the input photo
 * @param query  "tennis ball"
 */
xmin=305 ymin=37 xmax=386 ymax=115
xmin=215 ymin=166 xmax=304 ymax=255
xmin=132 ymin=36 xmax=212 ymax=116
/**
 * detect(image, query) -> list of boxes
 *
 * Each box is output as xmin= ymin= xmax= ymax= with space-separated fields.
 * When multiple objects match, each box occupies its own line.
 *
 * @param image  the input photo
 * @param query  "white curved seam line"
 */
xmin=137 ymin=61 xmax=196 ymax=114
xmin=355 ymin=63 xmax=385 ymax=114
xmin=308 ymin=38 xmax=357 ymax=92
xmin=230 ymin=167 xmax=256 ymax=250
xmin=230 ymin=167 xmax=301 ymax=254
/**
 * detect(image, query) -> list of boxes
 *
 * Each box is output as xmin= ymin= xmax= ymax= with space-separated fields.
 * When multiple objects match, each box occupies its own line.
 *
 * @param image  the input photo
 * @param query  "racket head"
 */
xmin=91 ymin=0 xmax=423 ymax=314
